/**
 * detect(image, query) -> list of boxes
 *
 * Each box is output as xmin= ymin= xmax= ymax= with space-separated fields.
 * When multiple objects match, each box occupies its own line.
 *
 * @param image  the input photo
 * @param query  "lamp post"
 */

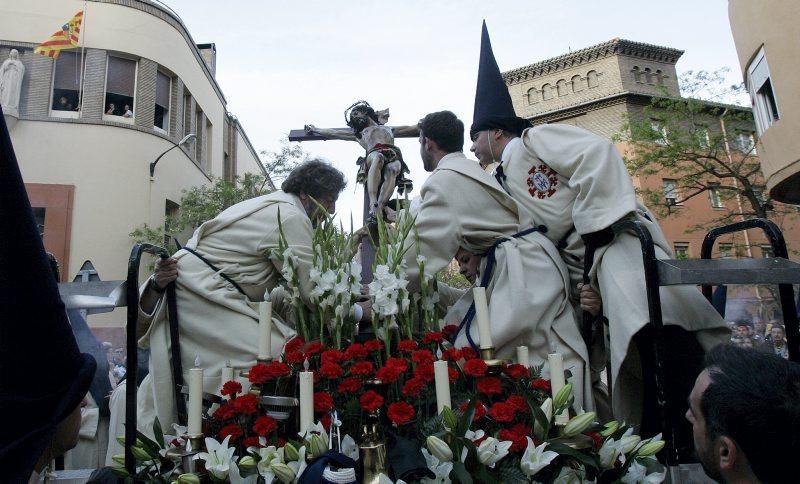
xmin=149 ymin=133 xmax=196 ymax=178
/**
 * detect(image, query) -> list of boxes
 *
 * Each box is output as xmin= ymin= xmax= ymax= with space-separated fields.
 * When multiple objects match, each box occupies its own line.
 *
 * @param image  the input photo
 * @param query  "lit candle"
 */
xmin=516 ymin=346 xmax=529 ymax=368
xmin=433 ymin=360 xmax=452 ymax=414
xmin=188 ymin=356 xmax=203 ymax=436
xmin=221 ymin=361 xmax=234 ymax=390
xmin=258 ymin=301 xmax=273 ymax=360
xmin=548 ymin=351 xmax=569 ymax=425
xmin=472 ymin=287 xmax=493 ymax=349
xmin=299 ymin=360 xmax=314 ymax=436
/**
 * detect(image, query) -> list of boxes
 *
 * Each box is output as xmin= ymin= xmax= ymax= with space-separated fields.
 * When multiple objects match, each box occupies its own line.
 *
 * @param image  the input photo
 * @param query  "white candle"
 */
xmin=258 ymin=301 xmax=273 ymax=360
xmin=221 ymin=361 xmax=234 ymax=388
xmin=299 ymin=367 xmax=314 ymax=436
xmin=516 ymin=346 xmax=529 ymax=368
xmin=472 ymin=287 xmax=493 ymax=349
xmin=433 ymin=360 xmax=452 ymax=414
xmin=548 ymin=352 xmax=569 ymax=425
xmin=188 ymin=356 xmax=203 ymax=436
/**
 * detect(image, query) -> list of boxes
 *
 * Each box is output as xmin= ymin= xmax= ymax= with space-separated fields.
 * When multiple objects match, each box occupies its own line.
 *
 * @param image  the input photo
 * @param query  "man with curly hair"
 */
xmin=136 ymin=160 xmax=371 ymax=433
xmin=305 ymin=101 xmax=419 ymax=222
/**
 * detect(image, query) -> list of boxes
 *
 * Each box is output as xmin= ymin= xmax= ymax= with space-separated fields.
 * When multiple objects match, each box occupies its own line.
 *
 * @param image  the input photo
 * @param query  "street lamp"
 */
xmin=149 ymin=133 xmax=196 ymax=177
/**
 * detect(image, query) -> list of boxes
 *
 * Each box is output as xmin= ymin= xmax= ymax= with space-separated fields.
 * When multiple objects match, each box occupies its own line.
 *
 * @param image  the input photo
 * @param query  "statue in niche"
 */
xmin=0 ymin=49 xmax=25 ymax=116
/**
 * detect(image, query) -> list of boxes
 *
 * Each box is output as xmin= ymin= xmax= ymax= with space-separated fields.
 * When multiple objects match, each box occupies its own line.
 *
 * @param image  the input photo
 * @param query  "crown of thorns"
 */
xmin=344 ymin=100 xmax=376 ymax=125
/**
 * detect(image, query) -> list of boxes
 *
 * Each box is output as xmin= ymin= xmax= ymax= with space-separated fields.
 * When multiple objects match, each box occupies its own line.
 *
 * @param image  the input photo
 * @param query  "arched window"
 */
xmin=527 ymin=87 xmax=539 ymax=104
xmin=644 ymin=67 xmax=653 ymax=84
xmin=631 ymin=66 xmax=642 ymax=83
xmin=542 ymin=83 xmax=555 ymax=100
xmin=655 ymin=69 xmax=664 ymax=86
xmin=556 ymin=79 xmax=568 ymax=97
xmin=571 ymin=74 xmax=584 ymax=93
xmin=587 ymin=70 xmax=599 ymax=88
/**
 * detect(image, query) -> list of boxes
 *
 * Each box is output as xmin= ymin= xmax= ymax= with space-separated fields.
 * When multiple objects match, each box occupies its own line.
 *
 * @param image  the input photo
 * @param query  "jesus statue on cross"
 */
xmin=304 ymin=101 xmax=419 ymax=222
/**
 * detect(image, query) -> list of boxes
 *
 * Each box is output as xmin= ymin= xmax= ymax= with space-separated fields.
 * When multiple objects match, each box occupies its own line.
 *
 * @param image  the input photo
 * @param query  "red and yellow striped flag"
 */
xmin=34 ymin=11 xmax=83 ymax=59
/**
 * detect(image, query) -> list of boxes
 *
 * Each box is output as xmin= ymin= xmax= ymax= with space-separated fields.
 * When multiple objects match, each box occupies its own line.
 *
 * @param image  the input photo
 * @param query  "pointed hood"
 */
xmin=0 ymin=105 xmax=96 ymax=481
xmin=470 ymin=21 xmax=529 ymax=138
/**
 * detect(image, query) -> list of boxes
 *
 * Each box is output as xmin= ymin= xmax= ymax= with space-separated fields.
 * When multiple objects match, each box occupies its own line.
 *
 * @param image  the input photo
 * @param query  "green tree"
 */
xmin=260 ymin=138 xmax=309 ymax=183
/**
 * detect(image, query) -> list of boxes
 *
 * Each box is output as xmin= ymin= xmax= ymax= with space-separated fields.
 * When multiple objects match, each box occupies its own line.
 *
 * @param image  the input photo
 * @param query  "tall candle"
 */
xmin=188 ymin=356 xmax=203 ymax=436
xmin=472 ymin=287 xmax=493 ymax=349
xmin=258 ymin=301 xmax=273 ymax=360
xmin=548 ymin=352 xmax=569 ymax=425
xmin=516 ymin=346 xmax=529 ymax=368
xmin=433 ymin=360 xmax=452 ymax=414
xmin=299 ymin=366 xmax=314 ymax=436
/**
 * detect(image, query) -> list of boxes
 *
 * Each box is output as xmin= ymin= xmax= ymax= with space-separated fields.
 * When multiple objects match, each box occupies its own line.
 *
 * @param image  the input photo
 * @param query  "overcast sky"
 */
xmin=160 ymin=0 xmax=742 ymax=226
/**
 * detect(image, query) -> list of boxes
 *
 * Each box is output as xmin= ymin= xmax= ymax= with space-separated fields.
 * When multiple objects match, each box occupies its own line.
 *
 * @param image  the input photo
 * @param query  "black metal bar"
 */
xmin=700 ymin=218 xmax=798 ymax=362
xmin=612 ymin=220 xmax=678 ymax=467
xmin=125 ymin=243 xmax=168 ymax=475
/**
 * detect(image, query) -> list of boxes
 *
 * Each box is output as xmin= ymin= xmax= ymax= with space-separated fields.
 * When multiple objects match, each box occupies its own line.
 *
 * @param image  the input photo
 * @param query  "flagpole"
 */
xmin=77 ymin=2 xmax=88 ymax=113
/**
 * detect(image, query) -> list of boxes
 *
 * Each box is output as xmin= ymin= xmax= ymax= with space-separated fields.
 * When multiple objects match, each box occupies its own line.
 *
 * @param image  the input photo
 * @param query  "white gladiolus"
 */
xmin=194 ymin=436 xmax=236 ymax=481
xmin=520 ymin=437 xmax=558 ymax=477
xmin=477 ymin=437 xmax=512 ymax=468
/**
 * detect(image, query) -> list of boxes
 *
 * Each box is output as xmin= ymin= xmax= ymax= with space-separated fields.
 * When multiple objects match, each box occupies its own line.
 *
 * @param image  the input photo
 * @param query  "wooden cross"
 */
xmin=289 ymin=126 xmax=419 ymax=284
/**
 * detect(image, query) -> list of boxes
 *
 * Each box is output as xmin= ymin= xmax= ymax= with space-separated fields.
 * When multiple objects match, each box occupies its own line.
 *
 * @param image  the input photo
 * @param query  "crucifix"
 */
xmin=289 ymin=101 xmax=419 ymax=283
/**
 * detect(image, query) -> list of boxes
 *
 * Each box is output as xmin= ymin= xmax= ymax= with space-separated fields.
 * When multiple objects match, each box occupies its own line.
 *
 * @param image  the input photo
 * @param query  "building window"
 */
xmin=104 ymin=56 xmax=137 ymax=120
xmin=695 ymin=126 xmax=710 ymax=149
xmin=541 ymin=83 xmax=554 ymax=101
xmin=51 ymin=51 xmax=83 ymax=116
xmin=761 ymin=245 xmax=774 ymax=258
xmin=663 ymin=179 xmax=679 ymax=206
xmin=674 ymin=243 xmax=689 ymax=259
xmin=733 ymin=132 xmax=757 ymax=155
xmin=747 ymin=47 xmax=780 ymax=136
xmin=719 ymin=243 xmax=733 ymax=258
xmin=556 ymin=79 xmax=568 ymax=97
xmin=650 ymin=120 xmax=668 ymax=145
xmin=205 ymin=118 xmax=213 ymax=170
xmin=154 ymin=70 xmax=171 ymax=132
xmin=526 ymin=87 xmax=539 ymax=105
xmin=195 ymin=107 xmax=204 ymax=164
xmin=709 ymin=186 xmax=724 ymax=208
xmin=33 ymin=207 xmax=46 ymax=237
xmin=587 ymin=70 xmax=599 ymax=88
xmin=182 ymin=90 xmax=192 ymax=137
xmin=571 ymin=74 xmax=584 ymax=93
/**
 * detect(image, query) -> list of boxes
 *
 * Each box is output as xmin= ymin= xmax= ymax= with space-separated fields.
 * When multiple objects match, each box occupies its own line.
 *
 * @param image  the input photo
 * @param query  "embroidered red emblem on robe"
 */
xmin=527 ymin=164 xmax=558 ymax=199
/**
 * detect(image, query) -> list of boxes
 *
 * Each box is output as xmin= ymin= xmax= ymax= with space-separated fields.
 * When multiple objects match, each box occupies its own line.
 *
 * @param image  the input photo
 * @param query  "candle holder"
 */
xmin=164 ymin=433 xmax=205 ymax=475
xmin=257 ymin=357 xmax=273 ymax=365
xmin=480 ymin=347 xmax=505 ymax=374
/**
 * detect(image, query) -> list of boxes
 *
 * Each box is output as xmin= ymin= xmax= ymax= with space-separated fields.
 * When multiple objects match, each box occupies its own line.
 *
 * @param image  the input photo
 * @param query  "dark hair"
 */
xmin=281 ymin=159 xmax=346 ymax=200
xmin=419 ymin=111 xmax=464 ymax=153
xmin=701 ymin=344 xmax=800 ymax=483
xmin=344 ymin=101 xmax=378 ymax=138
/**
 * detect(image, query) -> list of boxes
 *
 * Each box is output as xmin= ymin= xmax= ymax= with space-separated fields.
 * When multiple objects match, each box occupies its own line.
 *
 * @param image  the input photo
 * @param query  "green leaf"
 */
xmin=450 ymin=461 xmax=473 ymax=484
xmin=456 ymin=398 xmax=476 ymax=438
xmin=546 ymin=441 xmax=600 ymax=470
xmin=153 ymin=417 xmax=165 ymax=450
xmin=135 ymin=430 xmax=162 ymax=458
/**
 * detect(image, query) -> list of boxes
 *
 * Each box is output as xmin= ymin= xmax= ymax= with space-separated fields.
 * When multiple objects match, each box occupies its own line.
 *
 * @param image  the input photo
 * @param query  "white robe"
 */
xmin=402 ymin=152 xmax=593 ymax=411
xmin=138 ymin=191 xmax=313 ymax=432
xmin=496 ymin=124 xmax=729 ymax=422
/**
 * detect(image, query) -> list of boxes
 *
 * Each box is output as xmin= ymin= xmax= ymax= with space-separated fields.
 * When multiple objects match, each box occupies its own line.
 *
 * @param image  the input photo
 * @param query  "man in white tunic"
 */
xmin=467 ymin=23 xmax=729 ymax=431
xmin=136 ymin=160 xmax=370 ymax=433
xmin=402 ymin=110 xmax=593 ymax=411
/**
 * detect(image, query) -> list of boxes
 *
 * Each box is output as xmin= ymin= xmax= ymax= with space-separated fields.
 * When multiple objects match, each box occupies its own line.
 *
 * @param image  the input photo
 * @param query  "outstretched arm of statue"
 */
xmin=304 ymin=124 xmax=357 ymax=141
xmin=391 ymin=124 xmax=420 ymax=138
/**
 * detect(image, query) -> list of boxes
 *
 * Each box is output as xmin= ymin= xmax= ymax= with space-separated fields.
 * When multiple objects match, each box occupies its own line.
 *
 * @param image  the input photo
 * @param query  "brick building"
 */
xmin=501 ymin=38 xmax=800 ymax=323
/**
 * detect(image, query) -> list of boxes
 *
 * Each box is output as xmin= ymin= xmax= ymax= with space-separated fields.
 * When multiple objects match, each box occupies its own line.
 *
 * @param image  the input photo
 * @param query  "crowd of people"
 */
xmin=729 ymin=318 xmax=790 ymax=358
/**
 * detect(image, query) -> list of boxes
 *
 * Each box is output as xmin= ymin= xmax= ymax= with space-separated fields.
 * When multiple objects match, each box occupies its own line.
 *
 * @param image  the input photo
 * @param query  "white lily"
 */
xmin=477 ymin=437 xmax=512 ymax=468
xmin=341 ymin=435 xmax=360 ymax=462
xmin=194 ymin=435 xmax=236 ymax=481
xmin=599 ymin=437 xmax=622 ymax=469
xmin=619 ymin=427 xmax=642 ymax=454
xmin=621 ymin=459 xmax=667 ymax=483
xmin=520 ymin=437 xmax=558 ymax=477
xmin=552 ymin=466 xmax=585 ymax=484
xmin=286 ymin=445 xmax=307 ymax=482
xmin=420 ymin=448 xmax=453 ymax=484
xmin=299 ymin=420 xmax=329 ymax=442
xmin=253 ymin=445 xmax=282 ymax=482
xmin=229 ymin=459 xmax=258 ymax=484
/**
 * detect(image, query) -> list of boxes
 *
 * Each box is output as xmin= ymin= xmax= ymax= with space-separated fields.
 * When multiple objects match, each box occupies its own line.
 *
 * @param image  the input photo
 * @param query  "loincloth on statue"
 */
xmin=356 ymin=143 xmax=413 ymax=195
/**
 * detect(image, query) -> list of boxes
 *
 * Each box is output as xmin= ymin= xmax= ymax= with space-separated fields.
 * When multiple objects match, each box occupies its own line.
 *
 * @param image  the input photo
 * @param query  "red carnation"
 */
xmin=376 ymin=365 xmax=403 ymax=384
xmin=463 ymin=358 xmax=488 ymax=377
xmin=504 ymin=364 xmax=529 ymax=380
xmin=284 ymin=336 xmax=305 ymax=354
xmin=268 ymin=361 xmax=291 ymax=378
xmin=320 ymin=361 xmax=344 ymax=379
xmin=397 ymin=339 xmax=418 ymax=353
xmin=460 ymin=347 xmax=478 ymax=360
xmin=314 ymin=391 xmax=334 ymax=413
xmin=411 ymin=349 xmax=435 ymax=365
xmin=499 ymin=423 xmax=532 ymax=453
xmin=460 ymin=400 xmax=488 ymax=421
xmin=337 ymin=377 xmax=362 ymax=393
xmin=248 ymin=363 xmax=272 ymax=384
xmin=344 ymin=343 xmax=368 ymax=360
xmin=359 ymin=390 xmax=384 ymax=414
xmin=363 ymin=339 xmax=385 ymax=352
xmin=489 ymin=401 xmax=516 ymax=423
xmin=588 ymin=431 xmax=604 ymax=449
xmin=441 ymin=348 xmax=462 ymax=362
xmin=423 ymin=331 xmax=445 ymax=344
xmin=218 ymin=423 xmax=244 ymax=442
xmin=477 ymin=376 xmax=503 ymax=395
xmin=506 ymin=395 xmax=528 ymax=413
xmin=402 ymin=377 xmax=426 ymax=398
xmin=448 ymin=367 xmax=459 ymax=383
xmin=321 ymin=349 xmax=345 ymax=365
xmin=385 ymin=357 xmax=410 ymax=373
xmin=413 ymin=362 xmax=435 ymax=382
xmin=232 ymin=393 xmax=258 ymax=415
xmin=221 ymin=380 xmax=242 ymax=397
xmin=242 ymin=436 xmax=262 ymax=449
xmin=253 ymin=415 xmax=278 ymax=436
xmin=531 ymin=379 xmax=552 ymax=394
xmin=442 ymin=324 xmax=459 ymax=338
xmin=212 ymin=403 xmax=237 ymax=421
xmin=350 ymin=360 xmax=375 ymax=377
xmin=387 ymin=401 xmax=415 ymax=426
xmin=304 ymin=341 xmax=324 ymax=356
xmin=320 ymin=413 xmax=332 ymax=432
xmin=285 ymin=350 xmax=304 ymax=365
